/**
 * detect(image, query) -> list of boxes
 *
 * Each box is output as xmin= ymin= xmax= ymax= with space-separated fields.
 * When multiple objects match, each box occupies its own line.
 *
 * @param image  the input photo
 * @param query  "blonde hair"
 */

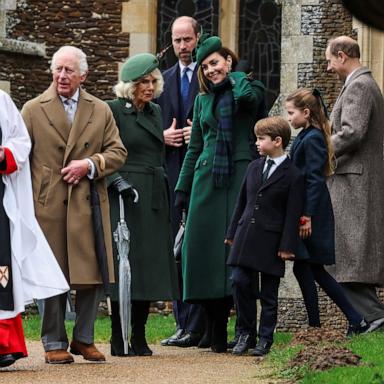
xmin=285 ymin=88 xmax=334 ymax=176
xmin=114 ymin=68 xmax=164 ymax=100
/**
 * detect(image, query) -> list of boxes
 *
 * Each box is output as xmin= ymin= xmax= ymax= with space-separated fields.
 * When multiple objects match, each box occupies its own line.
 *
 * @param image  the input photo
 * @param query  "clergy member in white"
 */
xmin=0 ymin=89 xmax=69 ymax=368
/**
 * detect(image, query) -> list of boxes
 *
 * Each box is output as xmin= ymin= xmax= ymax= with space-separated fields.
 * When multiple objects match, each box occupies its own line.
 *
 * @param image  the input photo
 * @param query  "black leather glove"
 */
xmin=112 ymin=176 xmax=138 ymax=201
xmin=174 ymin=191 xmax=190 ymax=209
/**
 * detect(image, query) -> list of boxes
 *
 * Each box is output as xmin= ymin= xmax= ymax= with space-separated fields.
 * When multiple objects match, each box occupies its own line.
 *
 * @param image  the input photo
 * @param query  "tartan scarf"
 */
xmin=211 ymin=78 xmax=234 ymax=188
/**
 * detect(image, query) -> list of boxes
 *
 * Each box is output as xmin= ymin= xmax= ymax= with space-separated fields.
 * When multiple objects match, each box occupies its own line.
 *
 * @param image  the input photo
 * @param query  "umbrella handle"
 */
xmin=106 ymin=296 xmax=112 ymax=316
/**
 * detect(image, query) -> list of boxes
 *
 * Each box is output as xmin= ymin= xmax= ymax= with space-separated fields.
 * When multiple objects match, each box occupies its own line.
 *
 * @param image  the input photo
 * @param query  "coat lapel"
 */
xmin=65 ymin=89 xmax=94 ymax=162
xmin=168 ymin=64 xmax=181 ymax=124
xmin=200 ymin=93 xmax=218 ymax=129
xmin=136 ymin=104 xmax=164 ymax=143
xmin=259 ymin=157 xmax=290 ymax=191
xmin=185 ymin=68 xmax=199 ymax=118
xmin=40 ymin=84 xmax=69 ymax=143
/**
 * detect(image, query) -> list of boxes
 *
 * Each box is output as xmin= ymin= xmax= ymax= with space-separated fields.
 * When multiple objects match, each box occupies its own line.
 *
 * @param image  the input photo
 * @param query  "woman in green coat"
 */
xmin=107 ymin=53 xmax=178 ymax=357
xmin=175 ymin=36 xmax=266 ymax=353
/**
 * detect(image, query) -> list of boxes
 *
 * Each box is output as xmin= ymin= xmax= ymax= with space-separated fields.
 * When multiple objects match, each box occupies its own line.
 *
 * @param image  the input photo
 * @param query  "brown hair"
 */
xmin=197 ymin=47 xmax=239 ymax=94
xmin=285 ymin=88 xmax=334 ymax=176
xmin=255 ymin=116 xmax=291 ymax=149
xmin=327 ymin=36 xmax=360 ymax=59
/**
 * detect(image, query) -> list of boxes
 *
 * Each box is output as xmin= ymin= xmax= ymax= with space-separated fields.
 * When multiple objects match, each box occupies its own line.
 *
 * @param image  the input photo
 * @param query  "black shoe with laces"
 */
xmin=232 ymin=334 xmax=255 ymax=355
xmin=347 ymin=319 xmax=369 ymax=337
xmin=251 ymin=340 xmax=272 ymax=357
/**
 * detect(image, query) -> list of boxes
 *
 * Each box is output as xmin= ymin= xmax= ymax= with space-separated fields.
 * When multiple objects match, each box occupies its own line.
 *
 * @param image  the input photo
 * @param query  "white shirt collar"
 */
xmin=267 ymin=154 xmax=287 ymax=167
xmin=179 ymin=61 xmax=197 ymax=76
xmin=345 ymin=67 xmax=359 ymax=85
xmin=59 ymin=88 xmax=80 ymax=104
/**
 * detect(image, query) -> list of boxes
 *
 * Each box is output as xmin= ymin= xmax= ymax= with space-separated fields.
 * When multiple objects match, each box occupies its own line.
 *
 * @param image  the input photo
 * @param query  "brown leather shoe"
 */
xmin=70 ymin=340 xmax=106 ymax=362
xmin=45 ymin=349 xmax=74 ymax=364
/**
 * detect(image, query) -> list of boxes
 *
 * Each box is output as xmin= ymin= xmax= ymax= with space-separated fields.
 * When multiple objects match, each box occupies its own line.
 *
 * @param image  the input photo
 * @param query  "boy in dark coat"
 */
xmin=225 ymin=116 xmax=304 ymax=356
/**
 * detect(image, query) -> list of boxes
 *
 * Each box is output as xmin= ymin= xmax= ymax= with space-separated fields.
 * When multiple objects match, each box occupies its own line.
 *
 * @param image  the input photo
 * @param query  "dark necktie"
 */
xmin=180 ymin=67 xmax=190 ymax=113
xmin=262 ymin=159 xmax=275 ymax=183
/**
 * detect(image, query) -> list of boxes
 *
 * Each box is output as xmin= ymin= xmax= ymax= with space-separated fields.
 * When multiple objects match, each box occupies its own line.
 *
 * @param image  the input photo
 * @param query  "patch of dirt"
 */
xmin=291 ymin=327 xmax=345 ymax=346
xmin=289 ymin=345 xmax=361 ymax=371
xmin=288 ymin=327 xmax=361 ymax=373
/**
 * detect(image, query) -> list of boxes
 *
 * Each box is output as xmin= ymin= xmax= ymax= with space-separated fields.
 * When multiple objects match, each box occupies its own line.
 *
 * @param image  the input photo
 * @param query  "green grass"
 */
xmin=22 ymin=313 xmax=237 ymax=344
xmin=298 ymin=332 xmax=384 ymax=384
xmin=261 ymin=331 xmax=384 ymax=384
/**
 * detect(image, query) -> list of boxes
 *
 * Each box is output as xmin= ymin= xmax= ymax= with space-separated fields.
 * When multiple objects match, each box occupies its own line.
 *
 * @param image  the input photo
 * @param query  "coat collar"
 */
xmin=117 ymin=98 xmax=164 ymax=143
xmin=257 ymin=157 xmax=291 ymax=191
xmin=65 ymin=88 xmax=95 ymax=162
xmin=335 ymin=66 xmax=371 ymax=103
xmin=290 ymin=126 xmax=316 ymax=157
xmin=39 ymin=83 xmax=70 ymax=142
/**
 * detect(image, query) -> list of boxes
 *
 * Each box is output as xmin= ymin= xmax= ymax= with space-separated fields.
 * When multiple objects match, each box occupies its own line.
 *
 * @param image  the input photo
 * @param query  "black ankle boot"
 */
xmin=131 ymin=333 xmax=153 ymax=356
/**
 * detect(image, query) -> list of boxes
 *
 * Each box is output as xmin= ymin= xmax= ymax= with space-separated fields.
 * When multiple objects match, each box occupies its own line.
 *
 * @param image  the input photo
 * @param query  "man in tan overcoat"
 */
xmin=326 ymin=36 xmax=384 ymax=332
xmin=22 ymin=46 xmax=127 ymax=363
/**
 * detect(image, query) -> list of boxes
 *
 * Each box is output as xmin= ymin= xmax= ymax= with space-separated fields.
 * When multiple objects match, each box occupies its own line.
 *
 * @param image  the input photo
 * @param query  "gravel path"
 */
xmin=0 ymin=341 xmax=286 ymax=384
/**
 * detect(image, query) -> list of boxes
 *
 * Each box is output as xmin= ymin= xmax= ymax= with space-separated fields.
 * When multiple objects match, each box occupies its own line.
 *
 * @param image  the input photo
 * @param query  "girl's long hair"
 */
xmin=286 ymin=88 xmax=334 ymax=176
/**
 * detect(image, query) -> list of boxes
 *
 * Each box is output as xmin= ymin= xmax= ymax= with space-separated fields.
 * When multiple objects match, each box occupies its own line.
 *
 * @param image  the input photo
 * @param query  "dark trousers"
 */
xmin=341 ymin=282 xmax=384 ymax=323
xmin=293 ymin=261 xmax=362 ymax=326
xmin=173 ymin=261 xmax=206 ymax=335
xmin=232 ymin=266 xmax=280 ymax=343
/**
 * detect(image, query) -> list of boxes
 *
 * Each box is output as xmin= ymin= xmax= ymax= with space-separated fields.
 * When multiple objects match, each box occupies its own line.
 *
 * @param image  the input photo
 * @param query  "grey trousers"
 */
xmin=341 ymin=282 xmax=384 ymax=323
xmin=41 ymin=286 xmax=103 ymax=351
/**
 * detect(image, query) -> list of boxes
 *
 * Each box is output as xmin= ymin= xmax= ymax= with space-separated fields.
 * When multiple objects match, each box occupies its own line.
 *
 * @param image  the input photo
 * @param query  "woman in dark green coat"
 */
xmin=175 ymin=36 xmax=266 ymax=353
xmin=107 ymin=53 xmax=178 ymax=357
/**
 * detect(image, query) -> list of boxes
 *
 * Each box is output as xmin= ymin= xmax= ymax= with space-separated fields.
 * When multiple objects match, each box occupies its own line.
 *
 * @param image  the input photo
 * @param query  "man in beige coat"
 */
xmin=326 ymin=36 xmax=384 ymax=332
xmin=22 ymin=46 xmax=127 ymax=363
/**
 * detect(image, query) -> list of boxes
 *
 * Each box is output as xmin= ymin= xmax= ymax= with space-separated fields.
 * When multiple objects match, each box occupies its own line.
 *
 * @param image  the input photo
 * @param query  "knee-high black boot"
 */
xmin=110 ymin=300 xmax=135 ymax=356
xmin=131 ymin=301 xmax=152 ymax=356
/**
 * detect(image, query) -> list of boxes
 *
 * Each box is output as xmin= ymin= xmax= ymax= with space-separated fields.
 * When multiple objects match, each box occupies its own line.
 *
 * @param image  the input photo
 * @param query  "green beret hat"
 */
xmin=120 ymin=53 xmax=159 ymax=82
xmin=196 ymin=35 xmax=222 ymax=65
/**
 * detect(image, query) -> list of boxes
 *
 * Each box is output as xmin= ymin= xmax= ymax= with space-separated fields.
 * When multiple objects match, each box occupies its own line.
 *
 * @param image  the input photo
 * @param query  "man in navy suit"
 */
xmin=157 ymin=16 xmax=208 ymax=348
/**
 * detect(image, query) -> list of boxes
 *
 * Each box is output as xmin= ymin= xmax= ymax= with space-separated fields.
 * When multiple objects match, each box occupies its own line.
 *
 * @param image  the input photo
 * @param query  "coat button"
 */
xmin=63 ymin=199 xmax=68 ymax=205
xmin=251 ymin=218 xmax=256 ymax=224
xmin=254 ymin=204 xmax=260 ymax=210
xmin=58 ymin=145 xmax=64 ymax=151
xmin=202 ymin=160 xmax=207 ymax=166
xmin=258 ymin=193 xmax=262 ymax=197
xmin=84 ymin=142 xmax=90 ymax=148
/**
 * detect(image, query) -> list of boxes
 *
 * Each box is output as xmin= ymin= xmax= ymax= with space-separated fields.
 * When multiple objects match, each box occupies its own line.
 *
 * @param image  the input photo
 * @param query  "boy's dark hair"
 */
xmin=255 ymin=116 xmax=291 ymax=149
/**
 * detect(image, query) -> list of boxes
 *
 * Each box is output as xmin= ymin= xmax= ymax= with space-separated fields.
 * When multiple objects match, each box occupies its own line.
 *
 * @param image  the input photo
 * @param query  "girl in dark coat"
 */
xmin=286 ymin=88 xmax=367 ymax=335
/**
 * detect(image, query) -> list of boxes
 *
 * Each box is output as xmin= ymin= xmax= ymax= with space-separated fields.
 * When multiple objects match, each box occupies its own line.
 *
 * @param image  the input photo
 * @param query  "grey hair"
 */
xmin=50 ymin=46 xmax=88 ymax=75
xmin=114 ymin=68 xmax=164 ymax=100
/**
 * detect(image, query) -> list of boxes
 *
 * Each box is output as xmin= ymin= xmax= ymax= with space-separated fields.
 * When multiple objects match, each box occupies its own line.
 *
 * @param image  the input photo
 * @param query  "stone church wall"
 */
xmin=1 ymin=0 xmax=129 ymax=108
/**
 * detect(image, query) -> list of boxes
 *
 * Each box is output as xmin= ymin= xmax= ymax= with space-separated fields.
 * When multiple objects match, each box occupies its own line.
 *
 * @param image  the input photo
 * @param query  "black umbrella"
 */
xmin=173 ymin=209 xmax=186 ymax=262
xmin=89 ymin=180 xmax=112 ymax=315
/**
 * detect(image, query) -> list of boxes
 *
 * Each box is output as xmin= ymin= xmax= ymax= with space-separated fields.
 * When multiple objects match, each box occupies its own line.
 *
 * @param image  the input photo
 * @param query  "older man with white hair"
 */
xmin=22 ymin=46 xmax=127 ymax=364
